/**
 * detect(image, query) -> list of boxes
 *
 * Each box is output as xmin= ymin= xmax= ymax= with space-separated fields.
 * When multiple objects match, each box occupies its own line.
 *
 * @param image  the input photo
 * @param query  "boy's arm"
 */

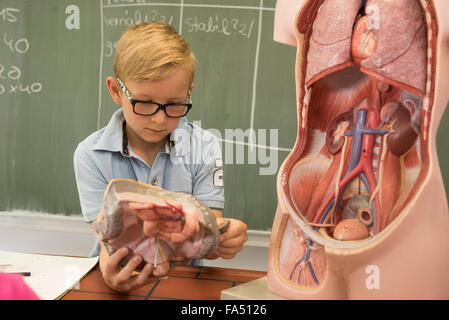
xmin=73 ymin=144 xmax=108 ymax=223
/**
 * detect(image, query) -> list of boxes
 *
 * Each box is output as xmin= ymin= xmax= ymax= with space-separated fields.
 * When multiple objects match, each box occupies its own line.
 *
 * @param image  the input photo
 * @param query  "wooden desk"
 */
xmin=61 ymin=264 xmax=267 ymax=300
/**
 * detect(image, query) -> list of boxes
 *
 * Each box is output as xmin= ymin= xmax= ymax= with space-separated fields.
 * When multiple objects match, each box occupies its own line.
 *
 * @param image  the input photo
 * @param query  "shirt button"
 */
xmin=151 ymin=178 xmax=158 ymax=186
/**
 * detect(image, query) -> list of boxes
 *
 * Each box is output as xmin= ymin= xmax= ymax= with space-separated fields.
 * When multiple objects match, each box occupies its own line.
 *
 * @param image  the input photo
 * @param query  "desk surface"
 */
xmin=61 ymin=264 xmax=267 ymax=300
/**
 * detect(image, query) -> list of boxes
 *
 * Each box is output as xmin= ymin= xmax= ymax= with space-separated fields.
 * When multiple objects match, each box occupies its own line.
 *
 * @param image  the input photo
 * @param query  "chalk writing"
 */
xmin=2 ymin=33 xmax=29 ymax=54
xmin=0 ymin=64 xmax=21 ymax=80
xmin=0 ymin=64 xmax=42 ymax=96
xmin=104 ymin=40 xmax=118 ymax=58
xmin=0 ymin=83 xmax=43 ymax=96
xmin=106 ymin=0 xmax=148 ymax=5
xmin=184 ymin=15 xmax=255 ymax=39
xmin=0 ymin=8 xmax=20 ymax=23
xmin=0 ymin=7 xmax=42 ymax=98
xmin=104 ymin=9 xmax=174 ymax=27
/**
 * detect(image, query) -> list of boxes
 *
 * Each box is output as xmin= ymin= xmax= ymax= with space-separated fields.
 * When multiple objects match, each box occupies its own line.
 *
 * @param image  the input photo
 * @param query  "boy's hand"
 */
xmin=212 ymin=218 xmax=248 ymax=260
xmin=99 ymin=246 xmax=156 ymax=292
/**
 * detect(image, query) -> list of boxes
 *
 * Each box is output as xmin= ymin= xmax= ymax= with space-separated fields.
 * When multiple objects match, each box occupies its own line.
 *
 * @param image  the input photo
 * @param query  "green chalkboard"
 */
xmin=0 ymin=0 xmax=448 ymax=231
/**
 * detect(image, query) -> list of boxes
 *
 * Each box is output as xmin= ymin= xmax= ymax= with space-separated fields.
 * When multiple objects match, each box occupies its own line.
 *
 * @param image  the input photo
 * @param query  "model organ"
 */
xmin=268 ymin=0 xmax=449 ymax=299
xmin=92 ymin=179 xmax=228 ymax=276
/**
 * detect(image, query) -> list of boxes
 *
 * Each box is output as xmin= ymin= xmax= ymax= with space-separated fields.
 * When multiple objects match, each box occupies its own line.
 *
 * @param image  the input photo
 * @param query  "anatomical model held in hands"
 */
xmin=268 ymin=0 xmax=449 ymax=299
xmin=92 ymin=179 xmax=228 ymax=277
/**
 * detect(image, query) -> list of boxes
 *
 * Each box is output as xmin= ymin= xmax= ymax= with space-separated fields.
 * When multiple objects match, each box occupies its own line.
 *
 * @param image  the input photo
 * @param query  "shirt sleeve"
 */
xmin=192 ymin=136 xmax=224 ymax=210
xmin=73 ymin=144 xmax=108 ymax=223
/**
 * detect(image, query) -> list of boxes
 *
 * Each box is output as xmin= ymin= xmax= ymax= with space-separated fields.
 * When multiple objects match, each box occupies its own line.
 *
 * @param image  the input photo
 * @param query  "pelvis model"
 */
xmin=267 ymin=0 xmax=449 ymax=299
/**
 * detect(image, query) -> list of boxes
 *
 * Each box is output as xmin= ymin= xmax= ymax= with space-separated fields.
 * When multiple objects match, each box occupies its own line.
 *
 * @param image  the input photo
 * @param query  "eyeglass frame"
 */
xmin=116 ymin=78 xmax=192 ymax=118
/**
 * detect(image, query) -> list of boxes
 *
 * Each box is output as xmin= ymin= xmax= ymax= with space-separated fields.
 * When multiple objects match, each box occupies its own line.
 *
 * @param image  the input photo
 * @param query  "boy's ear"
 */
xmin=106 ymin=76 xmax=123 ymax=105
xmin=189 ymin=83 xmax=195 ymax=94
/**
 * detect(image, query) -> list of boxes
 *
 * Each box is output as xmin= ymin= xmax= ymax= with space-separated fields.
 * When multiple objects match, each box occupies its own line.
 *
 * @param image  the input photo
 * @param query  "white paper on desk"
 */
xmin=0 ymin=251 xmax=98 ymax=300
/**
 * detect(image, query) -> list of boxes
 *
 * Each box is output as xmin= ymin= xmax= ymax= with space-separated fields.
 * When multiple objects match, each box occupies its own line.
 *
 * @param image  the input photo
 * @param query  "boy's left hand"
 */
xmin=211 ymin=218 xmax=248 ymax=260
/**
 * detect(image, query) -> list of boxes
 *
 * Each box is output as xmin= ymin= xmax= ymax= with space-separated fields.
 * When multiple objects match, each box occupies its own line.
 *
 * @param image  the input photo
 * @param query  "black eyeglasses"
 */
xmin=117 ymin=78 xmax=192 ymax=118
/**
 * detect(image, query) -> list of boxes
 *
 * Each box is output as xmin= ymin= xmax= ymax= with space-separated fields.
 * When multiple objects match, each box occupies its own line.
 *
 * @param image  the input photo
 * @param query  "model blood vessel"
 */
xmin=93 ymin=179 xmax=226 ymax=276
xmin=268 ymin=0 xmax=449 ymax=299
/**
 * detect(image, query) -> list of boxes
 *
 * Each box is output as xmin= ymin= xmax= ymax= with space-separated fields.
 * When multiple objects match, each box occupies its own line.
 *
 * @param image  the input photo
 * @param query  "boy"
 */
xmin=74 ymin=22 xmax=248 ymax=292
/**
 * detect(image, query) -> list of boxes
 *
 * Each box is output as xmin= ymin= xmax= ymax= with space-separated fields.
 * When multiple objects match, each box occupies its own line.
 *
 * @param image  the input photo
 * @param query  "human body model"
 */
xmin=268 ymin=0 xmax=449 ymax=299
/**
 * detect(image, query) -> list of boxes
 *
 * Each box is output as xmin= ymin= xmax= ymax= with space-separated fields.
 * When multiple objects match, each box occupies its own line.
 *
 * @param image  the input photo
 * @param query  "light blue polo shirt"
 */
xmin=74 ymin=108 xmax=224 ymax=256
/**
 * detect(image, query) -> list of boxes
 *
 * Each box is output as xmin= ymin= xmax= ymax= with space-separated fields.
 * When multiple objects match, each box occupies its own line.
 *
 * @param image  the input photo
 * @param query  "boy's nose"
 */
xmin=151 ymin=109 xmax=168 ymax=124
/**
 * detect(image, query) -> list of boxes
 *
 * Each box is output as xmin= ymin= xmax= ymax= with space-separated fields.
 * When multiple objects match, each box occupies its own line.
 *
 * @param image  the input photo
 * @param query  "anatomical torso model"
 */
xmin=268 ymin=0 xmax=449 ymax=299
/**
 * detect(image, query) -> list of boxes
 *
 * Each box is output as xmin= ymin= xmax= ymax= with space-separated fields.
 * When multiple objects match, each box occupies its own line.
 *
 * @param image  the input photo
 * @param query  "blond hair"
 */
xmin=114 ymin=22 xmax=196 ymax=84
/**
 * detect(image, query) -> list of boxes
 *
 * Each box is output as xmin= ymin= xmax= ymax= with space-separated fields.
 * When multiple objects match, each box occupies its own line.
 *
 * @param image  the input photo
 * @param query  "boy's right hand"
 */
xmin=99 ymin=246 xmax=156 ymax=292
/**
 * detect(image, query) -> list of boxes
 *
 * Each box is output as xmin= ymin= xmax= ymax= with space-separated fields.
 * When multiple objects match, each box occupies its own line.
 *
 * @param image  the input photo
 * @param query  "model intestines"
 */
xmin=280 ymin=0 xmax=426 ymax=288
xmin=93 ymin=180 xmax=223 ymax=277
xmin=129 ymin=201 xmax=200 ymax=244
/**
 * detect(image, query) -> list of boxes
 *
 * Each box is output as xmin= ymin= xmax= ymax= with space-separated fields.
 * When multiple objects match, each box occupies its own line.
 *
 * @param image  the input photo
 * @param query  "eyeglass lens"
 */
xmin=134 ymin=102 xmax=188 ymax=117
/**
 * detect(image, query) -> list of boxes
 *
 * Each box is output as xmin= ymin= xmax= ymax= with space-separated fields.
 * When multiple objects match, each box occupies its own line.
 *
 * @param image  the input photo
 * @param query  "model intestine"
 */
xmin=268 ymin=0 xmax=449 ymax=299
xmin=92 ymin=179 xmax=228 ymax=277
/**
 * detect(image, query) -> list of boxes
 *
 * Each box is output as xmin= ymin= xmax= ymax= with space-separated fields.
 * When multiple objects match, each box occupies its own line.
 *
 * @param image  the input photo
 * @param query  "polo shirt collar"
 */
xmin=92 ymin=108 xmax=190 ymax=157
xmin=92 ymin=109 xmax=124 ymax=154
